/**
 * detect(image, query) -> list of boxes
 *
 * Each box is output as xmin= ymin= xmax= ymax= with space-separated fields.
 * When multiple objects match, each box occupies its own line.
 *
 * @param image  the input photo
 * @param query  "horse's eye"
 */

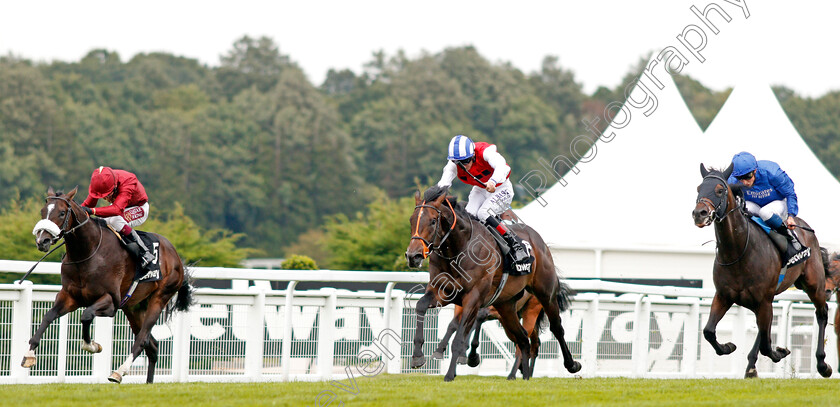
xmin=430 ymin=218 xmax=437 ymax=225
xmin=59 ymin=211 xmax=66 ymax=217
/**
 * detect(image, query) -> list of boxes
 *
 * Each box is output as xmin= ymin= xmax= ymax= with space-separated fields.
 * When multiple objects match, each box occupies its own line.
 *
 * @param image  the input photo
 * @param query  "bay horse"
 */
xmin=693 ymin=164 xmax=834 ymax=378
xmin=433 ymin=292 xmax=548 ymax=380
xmin=405 ymin=186 xmax=580 ymax=381
xmin=23 ymin=187 xmax=193 ymax=383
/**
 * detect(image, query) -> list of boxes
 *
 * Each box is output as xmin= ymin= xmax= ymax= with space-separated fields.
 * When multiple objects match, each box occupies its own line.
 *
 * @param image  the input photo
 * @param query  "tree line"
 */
xmin=1 ymin=36 xmax=837 ymax=269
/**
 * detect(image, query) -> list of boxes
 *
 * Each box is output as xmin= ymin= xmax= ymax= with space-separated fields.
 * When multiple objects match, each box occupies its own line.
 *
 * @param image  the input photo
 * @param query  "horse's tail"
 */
xmin=165 ymin=263 xmax=196 ymax=321
xmin=534 ymin=309 xmax=548 ymax=334
xmin=556 ymin=276 xmax=575 ymax=313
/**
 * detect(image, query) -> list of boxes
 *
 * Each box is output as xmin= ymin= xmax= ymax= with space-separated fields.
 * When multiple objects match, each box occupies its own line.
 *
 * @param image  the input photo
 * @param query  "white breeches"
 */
xmin=744 ymin=199 xmax=787 ymax=221
xmin=104 ymin=202 xmax=150 ymax=233
xmin=465 ymin=180 xmax=514 ymax=221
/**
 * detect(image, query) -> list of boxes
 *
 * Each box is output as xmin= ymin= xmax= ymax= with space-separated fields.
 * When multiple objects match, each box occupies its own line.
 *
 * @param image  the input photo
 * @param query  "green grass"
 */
xmin=4 ymin=375 xmax=840 ymax=407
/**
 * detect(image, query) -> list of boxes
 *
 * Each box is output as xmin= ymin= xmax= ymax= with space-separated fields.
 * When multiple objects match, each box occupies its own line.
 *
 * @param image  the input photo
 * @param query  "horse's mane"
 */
xmin=422 ymin=186 xmax=479 ymax=223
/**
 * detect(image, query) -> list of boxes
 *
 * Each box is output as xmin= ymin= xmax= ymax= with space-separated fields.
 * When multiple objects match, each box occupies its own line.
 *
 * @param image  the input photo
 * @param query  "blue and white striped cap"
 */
xmin=447 ymin=135 xmax=475 ymax=161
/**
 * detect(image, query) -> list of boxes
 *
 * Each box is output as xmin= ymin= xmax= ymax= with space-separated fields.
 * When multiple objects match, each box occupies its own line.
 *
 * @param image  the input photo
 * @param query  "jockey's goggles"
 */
xmin=735 ymin=171 xmax=755 ymax=181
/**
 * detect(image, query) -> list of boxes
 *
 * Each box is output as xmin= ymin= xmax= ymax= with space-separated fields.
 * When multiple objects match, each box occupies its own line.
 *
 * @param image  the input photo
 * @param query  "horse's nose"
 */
xmin=693 ymin=207 xmax=709 ymax=218
xmin=405 ymin=251 xmax=424 ymax=268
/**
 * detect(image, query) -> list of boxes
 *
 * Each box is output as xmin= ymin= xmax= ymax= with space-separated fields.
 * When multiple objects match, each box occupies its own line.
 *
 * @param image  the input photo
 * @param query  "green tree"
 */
xmin=142 ymin=203 xmax=259 ymax=267
xmin=324 ymin=192 xmax=416 ymax=271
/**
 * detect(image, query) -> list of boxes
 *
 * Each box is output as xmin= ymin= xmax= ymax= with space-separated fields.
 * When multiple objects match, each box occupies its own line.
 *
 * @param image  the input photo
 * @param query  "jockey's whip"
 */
xmin=792 ymin=224 xmax=816 ymax=233
xmin=15 ymin=241 xmax=65 ymax=284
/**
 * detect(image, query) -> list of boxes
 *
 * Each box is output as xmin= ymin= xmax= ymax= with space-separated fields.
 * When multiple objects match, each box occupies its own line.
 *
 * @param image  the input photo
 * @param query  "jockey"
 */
xmin=81 ymin=166 xmax=155 ymax=270
xmin=437 ymin=135 xmax=529 ymax=263
xmin=727 ymin=151 xmax=809 ymax=264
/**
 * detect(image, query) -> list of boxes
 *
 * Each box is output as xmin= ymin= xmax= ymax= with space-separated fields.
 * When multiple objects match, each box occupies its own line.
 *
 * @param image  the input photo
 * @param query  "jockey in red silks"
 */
xmin=81 ymin=166 xmax=155 ymax=270
xmin=437 ymin=135 xmax=529 ymax=263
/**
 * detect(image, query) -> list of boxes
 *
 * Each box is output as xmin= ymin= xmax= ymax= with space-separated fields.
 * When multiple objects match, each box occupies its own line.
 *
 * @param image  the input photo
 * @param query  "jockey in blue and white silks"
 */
xmin=437 ymin=135 xmax=529 ymax=264
xmin=727 ymin=151 xmax=807 ymax=262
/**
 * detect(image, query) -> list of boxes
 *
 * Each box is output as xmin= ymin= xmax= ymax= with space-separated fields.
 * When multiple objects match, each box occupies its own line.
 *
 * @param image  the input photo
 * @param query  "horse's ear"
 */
xmin=47 ymin=186 xmax=55 ymax=196
xmin=66 ymin=186 xmax=79 ymax=201
xmin=434 ymin=188 xmax=449 ymax=205
xmin=414 ymin=190 xmax=422 ymax=205
xmin=700 ymin=163 xmax=709 ymax=178
xmin=723 ymin=163 xmax=734 ymax=179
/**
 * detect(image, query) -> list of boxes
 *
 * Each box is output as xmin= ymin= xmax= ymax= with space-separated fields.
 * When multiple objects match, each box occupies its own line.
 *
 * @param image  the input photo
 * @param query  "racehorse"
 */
xmin=23 ymin=187 xmax=193 ymax=383
xmin=405 ymin=186 xmax=580 ymax=381
xmin=433 ymin=292 xmax=548 ymax=380
xmin=693 ymin=164 xmax=834 ymax=378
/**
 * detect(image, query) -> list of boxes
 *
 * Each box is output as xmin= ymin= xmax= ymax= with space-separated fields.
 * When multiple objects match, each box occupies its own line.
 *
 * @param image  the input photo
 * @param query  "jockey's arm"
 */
xmin=91 ymin=192 xmax=130 ymax=218
xmin=482 ymin=145 xmax=510 ymax=186
xmin=770 ymin=167 xmax=798 ymax=218
xmin=81 ymin=195 xmax=97 ymax=208
xmin=437 ymin=161 xmax=457 ymax=187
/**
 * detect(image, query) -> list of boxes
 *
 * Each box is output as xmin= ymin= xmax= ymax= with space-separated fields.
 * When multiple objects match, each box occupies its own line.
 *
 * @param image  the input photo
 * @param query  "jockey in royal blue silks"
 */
xmin=727 ymin=151 xmax=809 ymax=266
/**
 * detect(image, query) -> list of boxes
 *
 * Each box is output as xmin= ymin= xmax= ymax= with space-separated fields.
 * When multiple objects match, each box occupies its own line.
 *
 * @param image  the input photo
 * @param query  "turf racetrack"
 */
xmin=5 ymin=375 xmax=838 ymax=406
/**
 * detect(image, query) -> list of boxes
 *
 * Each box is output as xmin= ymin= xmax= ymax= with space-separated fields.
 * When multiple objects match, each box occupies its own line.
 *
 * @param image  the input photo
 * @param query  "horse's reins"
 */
xmin=18 ymin=196 xmax=101 ymax=283
xmin=699 ymin=174 xmax=751 ymax=266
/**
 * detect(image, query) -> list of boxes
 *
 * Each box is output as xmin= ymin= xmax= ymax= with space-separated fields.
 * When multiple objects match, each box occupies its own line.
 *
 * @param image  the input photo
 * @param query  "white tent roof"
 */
xmin=517 ymin=72 xmax=840 ymax=252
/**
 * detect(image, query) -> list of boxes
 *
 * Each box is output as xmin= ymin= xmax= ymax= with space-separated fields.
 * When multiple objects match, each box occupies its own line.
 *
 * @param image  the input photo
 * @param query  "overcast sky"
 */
xmin=1 ymin=0 xmax=837 ymax=97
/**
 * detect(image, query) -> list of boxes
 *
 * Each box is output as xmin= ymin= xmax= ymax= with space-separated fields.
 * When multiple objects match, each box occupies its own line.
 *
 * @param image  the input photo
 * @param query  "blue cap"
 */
xmin=731 ymin=151 xmax=758 ymax=177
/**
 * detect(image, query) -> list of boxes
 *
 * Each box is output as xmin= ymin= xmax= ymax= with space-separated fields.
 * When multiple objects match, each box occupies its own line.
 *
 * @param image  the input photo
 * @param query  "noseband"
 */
xmin=411 ymin=198 xmax=459 ymax=259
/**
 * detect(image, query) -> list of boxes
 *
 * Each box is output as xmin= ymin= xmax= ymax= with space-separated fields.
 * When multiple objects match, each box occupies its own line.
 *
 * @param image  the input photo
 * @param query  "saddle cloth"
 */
xmin=110 ymin=227 xmax=162 ymax=283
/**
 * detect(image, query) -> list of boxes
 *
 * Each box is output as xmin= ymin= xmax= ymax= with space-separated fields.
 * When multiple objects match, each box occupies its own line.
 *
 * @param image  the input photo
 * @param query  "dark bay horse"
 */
xmin=24 ymin=187 xmax=193 ymax=383
xmin=405 ymin=186 xmax=580 ymax=381
xmin=692 ymin=164 xmax=834 ymax=378
xmin=433 ymin=292 xmax=547 ymax=380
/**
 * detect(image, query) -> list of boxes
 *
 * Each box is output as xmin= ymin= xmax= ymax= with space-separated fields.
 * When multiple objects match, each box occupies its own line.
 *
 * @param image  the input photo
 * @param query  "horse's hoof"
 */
xmin=443 ymin=374 xmax=455 ymax=382
xmin=410 ymin=356 xmax=426 ymax=369
xmin=108 ymin=371 xmax=123 ymax=384
xmin=507 ymin=374 xmax=516 ymax=380
xmin=776 ymin=347 xmax=791 ymax=358
xmin=566 ymin=361 xmax=582 ymax=374
xmin=21 ymin=356 xmax=36 ymax=368
xmin=432 ymin=351 xmax=444 ymax=360
xmin=721 ymin=342 xmax=737 ymax=355
xmin=818 ymin=363 xmax=832 ymax=378
xmin=745 ymin=368 xmax=758 ymax=378
xmin=467 ymin=353 xmax=481 ymax=367
xmin=456 ymin=356 xmax=467 ymax=365
xmin=81 ymin=341 xmax=102 ymax=354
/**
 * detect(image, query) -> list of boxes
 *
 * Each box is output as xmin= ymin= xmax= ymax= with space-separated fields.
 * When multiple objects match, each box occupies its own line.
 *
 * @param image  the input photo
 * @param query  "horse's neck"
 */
xmin=63 ymin=211 xmax=102 ymax=260
xmin=714 ymin=207 xmax=749 ymax=251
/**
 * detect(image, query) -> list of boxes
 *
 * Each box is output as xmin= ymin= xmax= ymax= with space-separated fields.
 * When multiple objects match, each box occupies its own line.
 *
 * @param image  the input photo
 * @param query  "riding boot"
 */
xmin=124 ymin=230 xmax=155 ymax=270
xmin=484 ymin=216 xmax=529 ymax=264
xmin=502 ymin=231 xmax=530 ymax=264
xmin=767 ymin=214 xmax=809 ymax=267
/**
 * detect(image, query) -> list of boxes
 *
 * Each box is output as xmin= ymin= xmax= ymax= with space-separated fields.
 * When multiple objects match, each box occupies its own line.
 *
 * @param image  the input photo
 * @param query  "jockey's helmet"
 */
xmin=89 ymin=166 xmax=117 ymax=199
xmin=731 ymin=152 xmax=758 ymax=178
xmin=447 ymin=135 xmax=475 ymax=161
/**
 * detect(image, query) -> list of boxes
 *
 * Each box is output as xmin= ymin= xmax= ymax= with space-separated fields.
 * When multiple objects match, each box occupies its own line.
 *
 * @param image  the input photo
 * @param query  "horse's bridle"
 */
xmin=44 ymin=195 xmax=102 ymax=265
xmin=697 ymin=174 xmax=741 ymax=224
xmin=411 ymin=198 xmax=463 ymax=259
xmin=698 ymin=174 xmax=750 ymax=266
